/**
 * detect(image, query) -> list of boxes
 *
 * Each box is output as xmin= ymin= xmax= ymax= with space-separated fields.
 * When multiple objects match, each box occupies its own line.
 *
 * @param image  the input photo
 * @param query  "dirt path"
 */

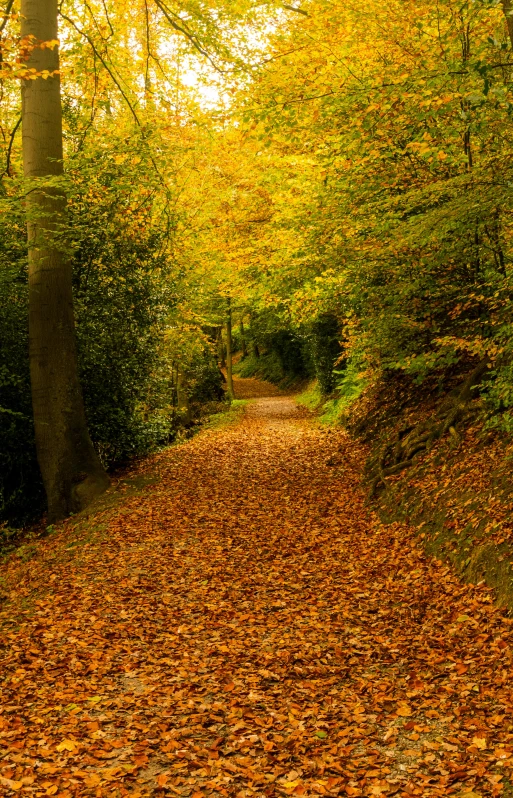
xmin=1 ymin=378 xmax=513 ymax=797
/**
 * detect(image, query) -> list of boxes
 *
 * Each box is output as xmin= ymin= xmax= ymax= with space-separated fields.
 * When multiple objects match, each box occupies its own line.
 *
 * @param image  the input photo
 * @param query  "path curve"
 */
xmin=1 ymin=378 xmax=513 ymax=797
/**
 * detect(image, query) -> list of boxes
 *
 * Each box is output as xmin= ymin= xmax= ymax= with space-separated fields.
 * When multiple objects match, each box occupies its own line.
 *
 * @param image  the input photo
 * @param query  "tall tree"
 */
xmin=225 ymin=297 xmax=235 ymax=400
xmin=20 ymin=0 xmax=109 ymax=521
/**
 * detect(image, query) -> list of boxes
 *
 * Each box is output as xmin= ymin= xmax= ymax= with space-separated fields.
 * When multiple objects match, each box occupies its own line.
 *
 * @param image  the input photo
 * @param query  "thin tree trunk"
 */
xmin=21 ymin=0 xmax=109 ymax=521
xmin=240 ymin=317 xmax=248 ymax=359
xmin=216 ymin=326 xmax=226 ymax=368
xmin=176 ymin=369 xmax=191 ymax=424
xmin=226 ymin=298 xmax=235 ymax=400
xmin=503 ymin=0 xmax=513 ymax=48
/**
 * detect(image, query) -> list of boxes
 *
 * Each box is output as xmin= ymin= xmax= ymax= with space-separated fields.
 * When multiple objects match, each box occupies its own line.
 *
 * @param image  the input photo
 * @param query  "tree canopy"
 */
xmin=2 ymin=0 xmax=513 ymax=521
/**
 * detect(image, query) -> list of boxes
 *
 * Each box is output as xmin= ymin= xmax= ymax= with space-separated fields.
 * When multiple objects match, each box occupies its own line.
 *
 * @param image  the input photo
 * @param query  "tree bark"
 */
xmin=216 ymin=326 xmax=226 ymax=368
xmin=176 ymin=369 xmax=191 ymax=424
xmin=21 ymin=0 xmax=109 ymax=522
xmin=240 ymin=317 xmax=248 ymax=359
xmin=226 ymin=298 xmax=235 ymax=400
xmin=503 ymin=0 xmax=513 ymax=49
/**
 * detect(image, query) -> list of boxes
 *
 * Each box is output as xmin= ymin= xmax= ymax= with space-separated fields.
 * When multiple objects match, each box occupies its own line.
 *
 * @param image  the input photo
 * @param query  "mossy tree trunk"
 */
xmin=21 ymin=0 xmax=109 ymax=522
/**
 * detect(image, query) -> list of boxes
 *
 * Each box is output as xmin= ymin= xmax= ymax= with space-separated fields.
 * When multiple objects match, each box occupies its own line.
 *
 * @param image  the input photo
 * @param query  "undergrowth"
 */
xmin=234 ymin=353 xmax=300 ymax=389
xmin=296 ymin=365 xmax=367 ymax=424
xmin=204 ymin=399 xmax=247 ymax=430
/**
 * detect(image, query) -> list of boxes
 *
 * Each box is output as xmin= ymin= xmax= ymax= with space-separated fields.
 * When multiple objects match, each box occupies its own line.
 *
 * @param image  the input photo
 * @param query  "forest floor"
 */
xmin=1 ymin=377 xmax=513 ymax=798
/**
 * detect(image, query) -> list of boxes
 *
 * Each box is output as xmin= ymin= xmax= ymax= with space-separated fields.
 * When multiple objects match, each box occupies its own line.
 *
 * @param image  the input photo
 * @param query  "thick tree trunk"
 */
xmin=226 ymin=298 xmax=235 ymax=400
xmin=21 ymin=0 xmax=109 ymax=522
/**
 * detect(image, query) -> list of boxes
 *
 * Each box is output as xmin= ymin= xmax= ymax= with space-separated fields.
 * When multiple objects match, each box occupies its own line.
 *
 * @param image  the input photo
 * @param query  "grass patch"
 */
xmin=296 ymin=366 xmax=367 ymax=425
xmin=296 ymin=381 xmax=323 ymax=411
xmin=204 ymin=399 xmax=247 ymax=430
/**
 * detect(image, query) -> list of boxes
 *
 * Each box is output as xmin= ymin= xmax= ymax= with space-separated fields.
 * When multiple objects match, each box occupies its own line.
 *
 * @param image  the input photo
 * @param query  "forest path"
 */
xmin=1 ymin=379 xmax=513 ymax=797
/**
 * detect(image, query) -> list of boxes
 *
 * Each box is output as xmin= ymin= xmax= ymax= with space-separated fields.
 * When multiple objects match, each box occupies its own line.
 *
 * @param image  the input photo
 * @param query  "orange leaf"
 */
xmin=0 ymin=777 xmax=23 ymax=792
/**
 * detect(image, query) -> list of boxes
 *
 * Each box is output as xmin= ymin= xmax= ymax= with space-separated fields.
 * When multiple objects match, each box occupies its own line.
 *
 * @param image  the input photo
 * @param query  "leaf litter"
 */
xmin=1 ymin=379 xmax=513 ymax=797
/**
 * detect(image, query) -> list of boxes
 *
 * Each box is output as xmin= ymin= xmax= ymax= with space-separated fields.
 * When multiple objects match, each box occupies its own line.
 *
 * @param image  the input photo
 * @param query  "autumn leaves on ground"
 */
xmin=1 ymin=377 xmax=513 ymax=798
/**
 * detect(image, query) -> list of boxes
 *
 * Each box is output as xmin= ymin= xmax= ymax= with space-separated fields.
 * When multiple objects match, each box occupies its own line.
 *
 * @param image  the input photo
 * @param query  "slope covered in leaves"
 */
xmin=1 ymin=380 xmax=513 ymax=797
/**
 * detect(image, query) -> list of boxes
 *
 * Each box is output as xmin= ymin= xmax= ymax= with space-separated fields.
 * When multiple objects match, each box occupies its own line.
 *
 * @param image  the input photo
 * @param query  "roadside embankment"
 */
xmin=303 ymin=374 xmax=513 ymax=612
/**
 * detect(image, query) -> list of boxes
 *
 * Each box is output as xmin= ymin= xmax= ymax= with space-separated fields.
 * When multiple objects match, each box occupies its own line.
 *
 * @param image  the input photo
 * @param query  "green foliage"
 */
xmin=0 ymin=210 xmax=45 ymax=525
xmin=236 ymin=351 xmax=284 ymax=383
xmin=188 ymin=355 xmax=225 ymax=405
xmin=296 ymin=381 xmax=322 ymax=412
xmin=235 ymin=312 xmax=311 ymax=386
xmin=72 ymin=226 xmax=177 ymax=465
xmin=235 ymin=0 xmax=513 ymax=431
xmin=296 ymin=363 xmax=367 ymax=425
xmin=235 ymin=311 xmax=341 ymax=394
xmin=0 ymin=147 xmax=223 ymax=523
xmin=323 ymin=364 xmax=367 ymax=422
xmin=307 ymin=314 xmax=342 ymax=395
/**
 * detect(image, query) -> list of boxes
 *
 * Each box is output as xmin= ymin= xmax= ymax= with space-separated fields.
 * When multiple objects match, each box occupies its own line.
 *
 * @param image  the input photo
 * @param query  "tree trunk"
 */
xmin=216 ymin=326 xmax=226 ymax=368
xmin=21 ymin=0 xmax=109 ymax=522
xmin=226 ymin=298 xmax=235 ymax=400
xmin=240 ymin=317 xmax=248 ymax=359
xmin=503 ymin=0 xmax=513 ymax=48
xmin=176 ymin=369 xmax=191 ymax=425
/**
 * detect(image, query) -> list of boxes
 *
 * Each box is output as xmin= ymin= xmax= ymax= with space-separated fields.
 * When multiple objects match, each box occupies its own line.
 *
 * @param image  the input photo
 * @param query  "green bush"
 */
xmin=307 ymin=313 xmax=342 ymax=395
xmin=235 ymin=351 xmax=284 ymax=383
xmin=0 ymin=162 xmax=223 ymax=524
xmin=0 ymin=222 xmax=45 ymax=525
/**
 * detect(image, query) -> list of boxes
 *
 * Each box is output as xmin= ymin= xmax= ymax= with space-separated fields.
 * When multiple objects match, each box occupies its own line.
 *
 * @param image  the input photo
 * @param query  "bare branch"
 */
xmin=283 ymin=4 xmax=309 ymax=16
xmin=1 ymin=115 xmax=21 ymax=178
xmin=152 ymin=0 xmax=226 ymax=73
xmin=59 ymin=10 xmax=143 ymax=129
xmin=144 ymin=0 xmax=151 ymax=92
xmin=0 ymin=0 xmax=14 ymax=35
xmin=101 ymin=0 xmax=114 ymax=39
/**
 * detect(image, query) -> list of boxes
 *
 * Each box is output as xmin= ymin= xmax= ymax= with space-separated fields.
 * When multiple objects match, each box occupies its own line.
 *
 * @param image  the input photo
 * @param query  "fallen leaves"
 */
xmin=0 ymin=777 xmax=23 ymax=791
xmin=0 ymin=381 xmax=513 ymax=797
xmin=56 ymin=739 xmax=78 ymax=752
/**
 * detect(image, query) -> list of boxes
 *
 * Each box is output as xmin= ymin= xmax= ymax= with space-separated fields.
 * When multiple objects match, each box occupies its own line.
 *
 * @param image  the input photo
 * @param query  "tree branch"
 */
xmin=59 ymin=10 xmax=168 ymax=191
xmin=0 ymin=0 xmax=14 ymax=34
xmin=1 ymin=115 xmax=21 ymax=178
xmin=283 ymin=4 xmax=308 ymax=16
xmin=59 ymin=10 xmax=142 ymax=129
xmin=152 ymin=0 xmax=226 ymax=73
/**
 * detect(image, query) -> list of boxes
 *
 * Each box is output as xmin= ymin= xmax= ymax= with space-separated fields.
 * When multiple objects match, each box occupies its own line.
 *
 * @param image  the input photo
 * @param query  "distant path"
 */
xmin=231 ymin=372 xmax=283 ymax=399
xmin=1 ymin=377 xmax=513 ymax=797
